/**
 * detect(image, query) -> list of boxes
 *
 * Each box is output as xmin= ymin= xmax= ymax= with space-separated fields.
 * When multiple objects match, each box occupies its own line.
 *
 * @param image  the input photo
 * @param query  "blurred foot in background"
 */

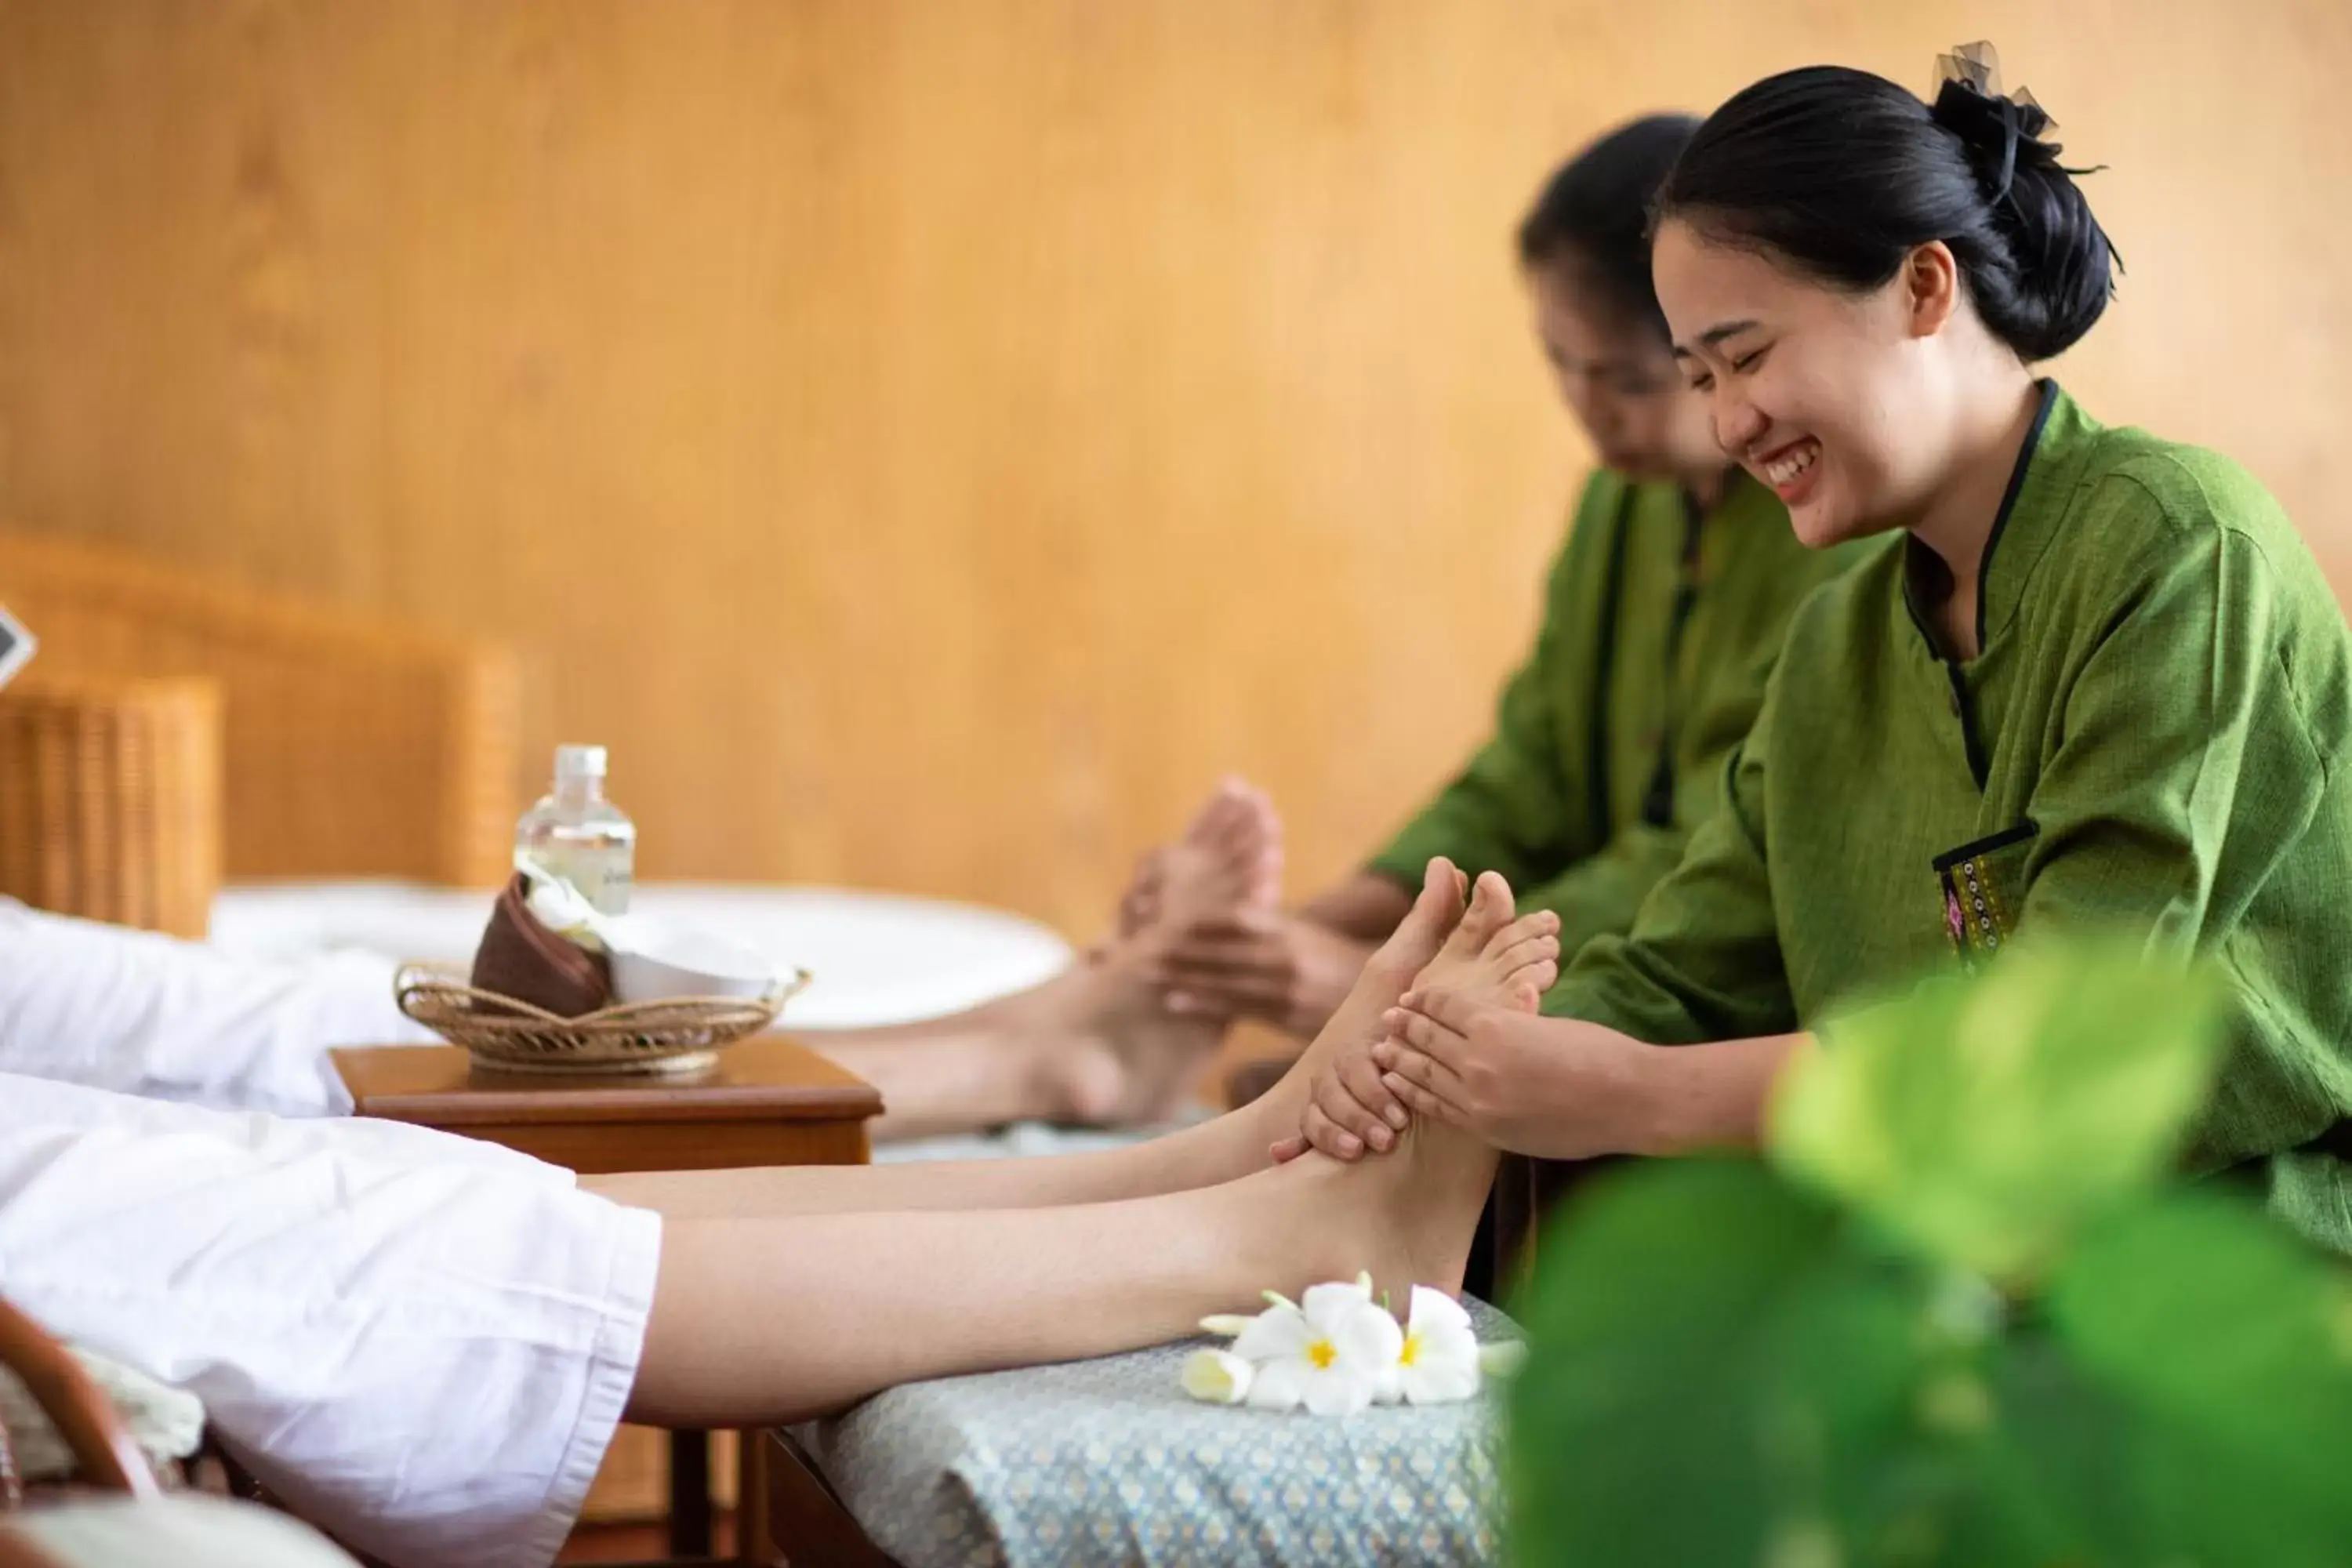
xmin=803 ymin=780 xmax=1280 ymax=1139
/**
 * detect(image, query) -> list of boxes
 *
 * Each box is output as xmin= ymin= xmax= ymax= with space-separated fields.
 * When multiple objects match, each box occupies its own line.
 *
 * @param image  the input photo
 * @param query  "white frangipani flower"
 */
xmin=1232 ymin=1279 xmax=1402 ymax=1416
xmin=1179 ymin=1348 xmax=1254 ymax=1405
xmin=1390 ymin=1287 xmax=1482 ymax=1406
xmin=1181 ymin=1274 xmax=1504 ymax=1414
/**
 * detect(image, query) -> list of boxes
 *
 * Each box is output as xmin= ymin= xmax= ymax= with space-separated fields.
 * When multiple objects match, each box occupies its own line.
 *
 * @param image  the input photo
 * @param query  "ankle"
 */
xmin=1410 ymin=1117 xmax=1501 ymax=1200
xmin=1036 ymin=1038 xmax=1131 ymax=1124
xmin=1230 ymin=1059 xmax=1307 ymax=1149
xmin=1229 ymin=1156 xmax=1366 ymax=1290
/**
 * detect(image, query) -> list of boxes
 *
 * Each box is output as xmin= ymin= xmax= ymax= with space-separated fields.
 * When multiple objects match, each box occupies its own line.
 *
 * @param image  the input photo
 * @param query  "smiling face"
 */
xmin=1526 ymin=255 xmax=1725 ymax=488
xmin=1650 ymin=216 xmax=1963 ymax=548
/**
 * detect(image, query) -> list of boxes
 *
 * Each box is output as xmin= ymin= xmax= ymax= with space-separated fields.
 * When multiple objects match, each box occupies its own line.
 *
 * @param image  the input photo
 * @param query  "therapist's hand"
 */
xmin=1150 ymin=909 xmax=1378 ymax=1036
xmin=1267 ymin=1024 xmax=1410 ymax=1162
xmin=1112 ymin=846 xmax=1171 ymax=941
xmin=1372 ymin=989 xmax=1653 ymax=1162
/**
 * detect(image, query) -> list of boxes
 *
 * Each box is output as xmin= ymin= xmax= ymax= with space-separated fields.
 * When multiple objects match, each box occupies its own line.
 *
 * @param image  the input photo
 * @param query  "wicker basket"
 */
xmin=0 ymin=676 xmax=223 ymax=938
xmin=395 ymin=964 xmax=810 ymax=1074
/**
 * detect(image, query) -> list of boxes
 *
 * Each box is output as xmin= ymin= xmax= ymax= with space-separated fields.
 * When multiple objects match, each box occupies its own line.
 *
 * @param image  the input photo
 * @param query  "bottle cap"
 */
xmin=554 ymin=744 xmax=608 ymax=783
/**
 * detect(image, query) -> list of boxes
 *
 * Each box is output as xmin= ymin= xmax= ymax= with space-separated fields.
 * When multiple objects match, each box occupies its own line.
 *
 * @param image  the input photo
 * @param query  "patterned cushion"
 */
xmin=795 ymin=1299 xmax=1514 ymax=1567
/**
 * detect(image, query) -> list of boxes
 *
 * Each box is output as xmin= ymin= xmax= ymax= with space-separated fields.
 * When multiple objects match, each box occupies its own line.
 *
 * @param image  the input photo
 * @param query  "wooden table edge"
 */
xmin=329 ymin=1044 xmax=885 ymax=1125
xmin=336 ymin=1087 xmax=884 ymax=1125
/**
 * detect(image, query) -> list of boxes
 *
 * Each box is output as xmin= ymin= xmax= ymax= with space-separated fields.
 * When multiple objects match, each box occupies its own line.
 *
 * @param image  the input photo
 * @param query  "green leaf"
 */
xmin=1770 ymin=938 xmax=2225 ymax=1282
xmin=2040 ymin=1192 xmax=2352 ymax=1563
xmin=1508 ymin=1160 xmax=1936 ymax=1567
xmin=1936 ymin=1330 xmax=2163 ymax=1566
xmin=1504 ymin=1166 xmax=2352 ymax=1566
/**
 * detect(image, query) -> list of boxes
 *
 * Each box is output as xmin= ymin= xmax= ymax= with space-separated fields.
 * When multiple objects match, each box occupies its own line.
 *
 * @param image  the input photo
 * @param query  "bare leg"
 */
xmin=587 ymin=860 xmax=1470 ymax=1218
xmin=625 ymin=1109 xmax=1498 ymax=1426
xmin=792 ymin=964 xmax=1189 ymax=1142
xmin=792 ymin=782 xmax=1281 ymax=1138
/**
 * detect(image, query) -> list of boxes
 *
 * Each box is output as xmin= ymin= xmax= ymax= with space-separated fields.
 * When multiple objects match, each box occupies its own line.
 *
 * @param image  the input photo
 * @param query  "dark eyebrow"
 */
xmin=1670 ymin=318 xmax=1762 ymax=359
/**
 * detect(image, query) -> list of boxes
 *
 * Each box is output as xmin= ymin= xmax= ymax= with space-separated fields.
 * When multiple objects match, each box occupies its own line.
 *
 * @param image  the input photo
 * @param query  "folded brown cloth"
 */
xmin=470 ymin=872 xmax=612 ymax=1018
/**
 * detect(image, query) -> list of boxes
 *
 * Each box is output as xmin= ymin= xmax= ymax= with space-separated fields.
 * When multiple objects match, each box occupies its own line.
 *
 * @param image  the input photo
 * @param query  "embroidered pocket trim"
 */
xmin=1935 ymin=819 xmax=2038 ymax=967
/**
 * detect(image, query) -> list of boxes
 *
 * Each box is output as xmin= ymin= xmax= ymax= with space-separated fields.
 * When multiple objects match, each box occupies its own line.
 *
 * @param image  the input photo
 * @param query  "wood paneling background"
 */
xmin=1 ymin=1 xmax=2346 ymax=933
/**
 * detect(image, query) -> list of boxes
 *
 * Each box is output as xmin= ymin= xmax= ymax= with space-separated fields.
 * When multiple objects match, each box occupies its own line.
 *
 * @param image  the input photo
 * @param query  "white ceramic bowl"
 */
xmin=602 ymin=914 xmax=782 ymax=1004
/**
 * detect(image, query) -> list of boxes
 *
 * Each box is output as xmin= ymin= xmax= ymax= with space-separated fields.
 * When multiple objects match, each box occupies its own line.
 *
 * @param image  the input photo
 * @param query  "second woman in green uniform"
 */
xmin=1146 ymin=115 xmax=1874 ymax=1109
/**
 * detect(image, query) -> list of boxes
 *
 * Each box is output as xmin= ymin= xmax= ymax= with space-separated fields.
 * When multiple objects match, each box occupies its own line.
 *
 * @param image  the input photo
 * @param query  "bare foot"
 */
xmin=1231 ymin=1110 xmax=1500 ymax=1304
xmin=1003 ymin=968 xmax=1196 ymax=1124
xmin=1074 ymin=782 xmax=1281 ymax=1116
xmin=1236 ymin=858 xmax=1468 ymax=1145
xmin=1271 ymin=868 xmax=1560 ymax=1161
xmin=1093 ymin=778 xmax=1279 ymax=951
xmin=1271 ymin=880 xmax=1550 ymax=1288
xmin=1146 ymin=779 xmax=1282 ymax=931
xmin=1009 ymin=783 xmax=1284 ymax=1123
xmin=1406 ymin=869 xmax=1560 ymax=1014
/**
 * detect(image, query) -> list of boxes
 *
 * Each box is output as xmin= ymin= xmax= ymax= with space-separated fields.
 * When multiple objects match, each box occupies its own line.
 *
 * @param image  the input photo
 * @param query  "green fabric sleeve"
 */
xmin=1514 ymin=822 xmax=1691 ymax=973
xmin=2012 ymin=510 xmax=2346 ymax=1172
xmin=1539 ymin=706 xmax=1796 ymax=1044
xmin=1367 ymin=472 xmax=1622 ymax=891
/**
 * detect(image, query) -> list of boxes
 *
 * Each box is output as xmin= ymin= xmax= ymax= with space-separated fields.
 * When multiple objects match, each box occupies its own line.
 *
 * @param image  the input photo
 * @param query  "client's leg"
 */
xmin=0 ymin=906 xmax=1526 ymax=1557
xmin=625 ymin=873 xmax=1570 ymax=1424
xmin=795 ymin=782 xmax=1280 ymax=1138
xmin=589 ymin=858 xmax=1542 ymax=1219
xmin=0 ymin=1081 xmax=662 ymax=1568
xmin=626 ymin=1111 xmax=1499 ymax=1426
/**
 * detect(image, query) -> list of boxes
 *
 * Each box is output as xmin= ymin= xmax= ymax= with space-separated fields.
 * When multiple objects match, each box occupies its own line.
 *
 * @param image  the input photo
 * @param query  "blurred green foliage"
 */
xmin=1508 ymin=940 xmax=2352 ymax=1567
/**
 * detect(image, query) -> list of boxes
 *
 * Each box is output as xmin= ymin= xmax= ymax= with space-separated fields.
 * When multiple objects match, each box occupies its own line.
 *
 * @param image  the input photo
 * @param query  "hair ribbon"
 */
xmin=1931 ymin=41 xmax=2052 ymax=208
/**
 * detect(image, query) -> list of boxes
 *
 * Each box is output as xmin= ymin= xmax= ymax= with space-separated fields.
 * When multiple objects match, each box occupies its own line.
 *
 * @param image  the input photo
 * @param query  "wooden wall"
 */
xmin=2 ymin=1 xmax=2347 ymax=933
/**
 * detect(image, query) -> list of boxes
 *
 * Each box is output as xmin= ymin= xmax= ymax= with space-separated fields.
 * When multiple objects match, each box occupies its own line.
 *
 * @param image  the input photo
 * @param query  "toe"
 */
xmin=1210 ymin=783 xmax=1279 ymax=870
xmin=1249 ymin=838 xmax=1286 ymax=902
xmin=1186 ymin=779 xmax=1248 ymax=845
xmin=1413 ymin=858 xmax=1468 ymax=933
xmin=1443 ymin=870 xmax=1515 ymax=959
xmin=1235 ymin=785 xmax=1283 ymax=856
xmin=1483 ymin=911 xmax=1551 ymax=959
xmin=1487 ymin=932 xmax=1559 ymax=981
xmin=1370 ymin=859 xmax=1465 ymax=981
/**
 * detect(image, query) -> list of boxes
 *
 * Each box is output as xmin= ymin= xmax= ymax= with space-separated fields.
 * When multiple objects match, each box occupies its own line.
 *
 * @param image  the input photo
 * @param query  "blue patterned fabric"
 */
xmin=794 ymin=1299 xmax=1515 ymax=1566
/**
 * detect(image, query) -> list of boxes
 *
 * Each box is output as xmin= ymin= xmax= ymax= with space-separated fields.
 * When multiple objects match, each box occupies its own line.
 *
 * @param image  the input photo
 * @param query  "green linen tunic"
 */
xmin=1549 ymin=382 xmax=2352 ymax=1256
xmin=1368 ymin=468 xmax=1871 ymax=962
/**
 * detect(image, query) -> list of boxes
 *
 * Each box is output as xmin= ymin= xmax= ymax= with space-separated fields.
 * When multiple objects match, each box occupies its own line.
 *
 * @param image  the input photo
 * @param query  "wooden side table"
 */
xmin=332 ymin=1036 xmax=883 ymax=1566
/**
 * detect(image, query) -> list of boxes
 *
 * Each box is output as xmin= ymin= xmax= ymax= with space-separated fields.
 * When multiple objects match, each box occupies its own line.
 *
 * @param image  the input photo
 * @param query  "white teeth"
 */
xmin=1762 ymin=441 xmax=1818 ymax=486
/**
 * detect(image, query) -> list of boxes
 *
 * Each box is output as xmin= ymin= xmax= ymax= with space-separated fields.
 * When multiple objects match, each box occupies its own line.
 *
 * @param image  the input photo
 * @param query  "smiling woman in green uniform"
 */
xmin=1312 ymin=53 xmax=2352 ymax=1259
xmin=1142 ymin=118 xmax=1872 ymax=1100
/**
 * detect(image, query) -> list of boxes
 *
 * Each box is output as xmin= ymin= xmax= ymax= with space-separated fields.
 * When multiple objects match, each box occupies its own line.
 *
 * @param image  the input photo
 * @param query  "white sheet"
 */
xmin=211 ymin=881 xmax=1075 ymax=1029
xmin=0 ymin=1075 xmax=659 ymax=1568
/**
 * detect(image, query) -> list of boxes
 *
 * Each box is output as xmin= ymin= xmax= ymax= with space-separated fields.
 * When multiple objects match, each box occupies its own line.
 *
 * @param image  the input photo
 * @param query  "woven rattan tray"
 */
xmin=395 ymin=963 xmax=811 ymax=1075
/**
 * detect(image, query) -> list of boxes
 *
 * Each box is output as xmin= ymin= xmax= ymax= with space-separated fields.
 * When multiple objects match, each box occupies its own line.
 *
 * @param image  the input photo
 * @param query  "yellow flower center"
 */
xmin=1308 ymin=1339 xmax=1337 ymax=1370
xmin=1400 ymin=1335 xmax=1421 ymax=1367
